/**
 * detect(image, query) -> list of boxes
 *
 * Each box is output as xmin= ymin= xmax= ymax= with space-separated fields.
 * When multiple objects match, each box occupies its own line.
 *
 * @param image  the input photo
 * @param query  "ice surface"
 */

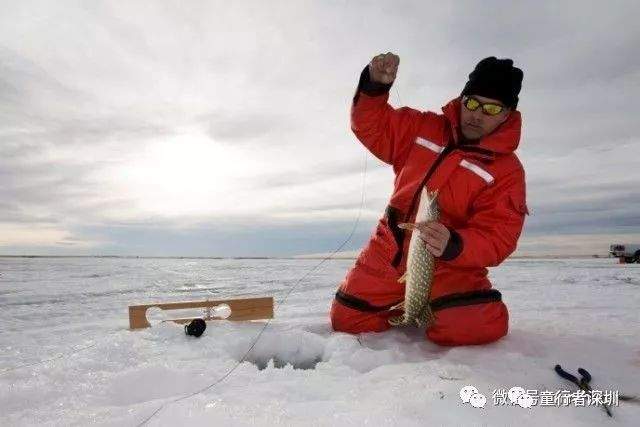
xmin=1 ymin=257 xmax=639 ymax=426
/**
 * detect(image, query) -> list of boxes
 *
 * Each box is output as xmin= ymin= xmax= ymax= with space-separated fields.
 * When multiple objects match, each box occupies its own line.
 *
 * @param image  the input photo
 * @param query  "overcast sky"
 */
xmin=1 ymin=0 xmax=639 ymax=257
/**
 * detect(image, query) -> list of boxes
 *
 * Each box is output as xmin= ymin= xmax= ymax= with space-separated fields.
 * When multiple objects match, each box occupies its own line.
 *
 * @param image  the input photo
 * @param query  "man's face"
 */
xmin=459 ymin=95 xmax=511 ymax=140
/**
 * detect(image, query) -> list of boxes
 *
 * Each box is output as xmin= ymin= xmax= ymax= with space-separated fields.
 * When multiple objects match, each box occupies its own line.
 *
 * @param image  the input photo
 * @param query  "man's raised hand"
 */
xmin=368 ymin=52 xmax=400 ymax=85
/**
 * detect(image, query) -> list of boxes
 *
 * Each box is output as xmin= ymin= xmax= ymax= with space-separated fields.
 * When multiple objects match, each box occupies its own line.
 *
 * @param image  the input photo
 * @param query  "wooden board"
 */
xmin=128 ymin=296 xmax=274 ymax=329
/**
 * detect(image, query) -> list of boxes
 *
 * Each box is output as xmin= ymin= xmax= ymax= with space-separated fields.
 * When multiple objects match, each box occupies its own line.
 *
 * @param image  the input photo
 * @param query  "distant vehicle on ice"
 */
xmin=609 ymin=244 xmax=640 ymax=263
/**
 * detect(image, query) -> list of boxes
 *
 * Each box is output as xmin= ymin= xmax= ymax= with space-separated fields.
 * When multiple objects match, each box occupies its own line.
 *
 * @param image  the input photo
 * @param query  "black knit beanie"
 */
xmin=461 ymin=57 xmax=523 ymax=108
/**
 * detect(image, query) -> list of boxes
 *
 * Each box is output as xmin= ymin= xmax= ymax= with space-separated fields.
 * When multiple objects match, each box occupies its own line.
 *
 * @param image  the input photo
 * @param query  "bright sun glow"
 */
xmin=120 ymin=132 xmax=257 ymax=217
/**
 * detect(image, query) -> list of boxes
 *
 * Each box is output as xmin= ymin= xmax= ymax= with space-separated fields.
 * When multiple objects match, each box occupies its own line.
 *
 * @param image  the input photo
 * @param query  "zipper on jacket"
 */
xmin=391 ymin=143 xmax=455 ymax=268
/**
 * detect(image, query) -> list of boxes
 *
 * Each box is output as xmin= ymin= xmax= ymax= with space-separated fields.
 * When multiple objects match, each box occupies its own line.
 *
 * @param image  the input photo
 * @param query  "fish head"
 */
xmin=418 ymin=187 xmax=440 ymax=219
xmin=428 ymin=189 xmax=439 ymax=208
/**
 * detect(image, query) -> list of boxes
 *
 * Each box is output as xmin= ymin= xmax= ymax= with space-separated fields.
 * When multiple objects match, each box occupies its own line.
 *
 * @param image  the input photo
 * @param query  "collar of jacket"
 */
xmin=441 ymin=97 xmax=522 ymax=160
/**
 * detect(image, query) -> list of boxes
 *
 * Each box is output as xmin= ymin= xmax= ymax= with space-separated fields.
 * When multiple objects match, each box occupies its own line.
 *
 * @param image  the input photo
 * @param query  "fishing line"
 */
xmin=0 ymin=340 xmax=100 ymax=375
xmin=4 ymin=81 xmax=399 ymax=426
xmin=1 ymin=278 xmax=183 ymax=375
xmin=137 ymin=149 xmax=370 ymax=426
xmin=394 ymin=86 xmax=403 ymax=106
xmin=1 ymin=152 xmax=367 ymax=394
xmin=138 ymin=81 xmax=405 ymax=425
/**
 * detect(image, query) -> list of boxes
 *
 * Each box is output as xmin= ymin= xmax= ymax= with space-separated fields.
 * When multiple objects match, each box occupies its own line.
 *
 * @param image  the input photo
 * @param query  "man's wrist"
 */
xmin=353 ymin=65 xmax=393 ymax=104
xmin=359 ymin=65 xmax=393 ymax=96
xmin=440 ymin=229 xmax=463 ymax=261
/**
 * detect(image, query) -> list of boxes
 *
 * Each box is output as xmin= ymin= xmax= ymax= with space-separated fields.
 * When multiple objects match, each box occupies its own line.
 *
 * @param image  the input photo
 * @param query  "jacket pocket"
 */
xmin=356 ymin=218 xmax=401 ymax=280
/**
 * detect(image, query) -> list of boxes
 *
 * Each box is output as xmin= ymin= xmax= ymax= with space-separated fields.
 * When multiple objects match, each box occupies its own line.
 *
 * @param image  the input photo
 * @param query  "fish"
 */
xmin=388 ymin=187 xmax=439 ymax=328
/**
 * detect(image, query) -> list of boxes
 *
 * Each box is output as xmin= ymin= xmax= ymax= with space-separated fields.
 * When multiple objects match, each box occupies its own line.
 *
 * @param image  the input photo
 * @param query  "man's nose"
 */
xmin=470 ymin=108 xmax=484 ymax=123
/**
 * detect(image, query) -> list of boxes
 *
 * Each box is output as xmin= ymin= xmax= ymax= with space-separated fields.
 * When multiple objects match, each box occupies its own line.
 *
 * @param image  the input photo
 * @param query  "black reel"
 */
xmin=184 ymin=318 xmax=207 ymax=337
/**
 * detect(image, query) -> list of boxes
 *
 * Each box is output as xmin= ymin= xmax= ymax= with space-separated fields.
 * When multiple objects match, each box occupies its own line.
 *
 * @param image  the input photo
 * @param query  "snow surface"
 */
xmin=1 ymin=257 xmax=639 ymax=426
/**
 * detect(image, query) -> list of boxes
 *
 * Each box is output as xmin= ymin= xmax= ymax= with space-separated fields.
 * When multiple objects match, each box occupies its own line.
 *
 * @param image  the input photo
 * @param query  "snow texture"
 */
xmin=1 ymin=257 xmax=639 ymax=426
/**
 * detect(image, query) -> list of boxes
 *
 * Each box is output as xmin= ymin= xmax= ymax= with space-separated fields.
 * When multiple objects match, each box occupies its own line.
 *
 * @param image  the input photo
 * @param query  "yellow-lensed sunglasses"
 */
xmin=462 ymin=96 xmax=506 ymax=116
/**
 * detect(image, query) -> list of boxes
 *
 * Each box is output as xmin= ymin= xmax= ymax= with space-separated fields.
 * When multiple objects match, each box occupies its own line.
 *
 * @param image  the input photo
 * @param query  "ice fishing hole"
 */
xmin=235 ymin=335 xmax=326 ymax=371
xmin=243 ymin=354 xmax=323 ymax=370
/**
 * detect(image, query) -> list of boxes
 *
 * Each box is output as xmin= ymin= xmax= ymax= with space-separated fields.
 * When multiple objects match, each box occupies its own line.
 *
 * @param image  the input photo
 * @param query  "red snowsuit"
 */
xmin=330 ymin=77 xmax=528 ymax=346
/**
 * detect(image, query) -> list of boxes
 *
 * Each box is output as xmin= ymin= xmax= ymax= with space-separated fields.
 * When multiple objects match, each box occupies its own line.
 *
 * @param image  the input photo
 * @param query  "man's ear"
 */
xmin=500 ymin=110 xmax=512 ymax=125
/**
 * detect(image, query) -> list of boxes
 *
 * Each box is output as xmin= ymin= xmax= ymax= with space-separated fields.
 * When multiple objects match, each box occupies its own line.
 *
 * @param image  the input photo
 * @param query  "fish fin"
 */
xmin=389 ymin=301 xmax=404 ymax=311
xmin=397 ymin=272 xmax=407 ymax=284
xmin=398 ymin=222 xmax=417 ymax=231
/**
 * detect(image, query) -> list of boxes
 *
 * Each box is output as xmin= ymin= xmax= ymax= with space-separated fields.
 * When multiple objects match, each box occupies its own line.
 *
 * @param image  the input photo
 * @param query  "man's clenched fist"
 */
xmin=368 ymin=52 xmax=400 ymax=84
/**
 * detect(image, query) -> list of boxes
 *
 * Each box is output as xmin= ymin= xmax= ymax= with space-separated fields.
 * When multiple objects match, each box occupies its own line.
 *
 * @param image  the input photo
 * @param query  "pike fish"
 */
xmin=388 ymin=187 xmax=439 ymax=328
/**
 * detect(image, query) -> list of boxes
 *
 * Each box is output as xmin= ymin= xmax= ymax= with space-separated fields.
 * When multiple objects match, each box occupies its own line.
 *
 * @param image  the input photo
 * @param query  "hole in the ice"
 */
xmin=231 ymin=331 xmax=327 ymax=371
xmin=242 ymin=355 xmax=323 ymax=370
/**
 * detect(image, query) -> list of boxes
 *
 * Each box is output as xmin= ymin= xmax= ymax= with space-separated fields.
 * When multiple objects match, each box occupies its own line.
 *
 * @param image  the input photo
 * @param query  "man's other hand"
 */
xmin=399 ymin=221 xmax=451 ymax=257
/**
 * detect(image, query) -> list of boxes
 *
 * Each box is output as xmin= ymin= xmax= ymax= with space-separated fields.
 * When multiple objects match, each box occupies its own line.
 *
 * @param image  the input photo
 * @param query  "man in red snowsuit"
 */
xmin=330 ymin=53 xmax=528 ymax=346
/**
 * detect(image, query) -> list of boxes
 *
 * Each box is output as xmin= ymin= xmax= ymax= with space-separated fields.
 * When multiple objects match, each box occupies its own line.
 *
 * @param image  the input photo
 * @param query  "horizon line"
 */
xmin=0 ymin=254 xmax=614 ymax=260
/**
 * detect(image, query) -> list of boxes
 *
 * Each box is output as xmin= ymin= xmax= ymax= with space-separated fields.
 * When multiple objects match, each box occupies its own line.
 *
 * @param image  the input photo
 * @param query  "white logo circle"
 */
xmin=508 ymin=386 xmax=527 ymax=404
xmin=517 ymin=393 xmax=534 ymax=409
xmin=459 ymin=385 xmax=479 ymax=403
xmin=470 ymin=393 xmax=487 ymax=408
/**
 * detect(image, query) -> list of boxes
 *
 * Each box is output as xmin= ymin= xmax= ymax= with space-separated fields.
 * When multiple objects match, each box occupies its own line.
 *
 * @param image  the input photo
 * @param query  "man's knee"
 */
xmin=426 ymin=301 xmax=509 ymax=346
xmin=330 ymin=299 xmax=392 ymax=334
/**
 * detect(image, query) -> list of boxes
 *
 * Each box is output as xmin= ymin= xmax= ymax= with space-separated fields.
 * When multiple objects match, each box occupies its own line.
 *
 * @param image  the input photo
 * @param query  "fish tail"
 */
xmin=388 ymin=315 xmax=407 ymax=327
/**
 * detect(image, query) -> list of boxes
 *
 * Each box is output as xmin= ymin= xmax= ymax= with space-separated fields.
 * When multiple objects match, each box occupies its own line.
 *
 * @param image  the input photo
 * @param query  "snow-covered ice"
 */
xmin=1 ymin=257 xmax=639 ymax=426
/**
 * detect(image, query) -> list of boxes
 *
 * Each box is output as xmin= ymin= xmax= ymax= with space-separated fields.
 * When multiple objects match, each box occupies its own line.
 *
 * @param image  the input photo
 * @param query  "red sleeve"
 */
xmin=350 ymin=91 xmax=421 ymax=173
xmin=444 ymin=167 xmax=528 ymax=268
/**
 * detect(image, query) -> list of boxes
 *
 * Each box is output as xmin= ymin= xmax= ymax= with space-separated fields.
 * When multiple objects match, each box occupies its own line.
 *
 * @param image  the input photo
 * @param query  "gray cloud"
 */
xmin=201 ymin=111 xmax=291 ymax=143
xmin=249 ymin=158 xmax=374 ymax=189
xmin=1 ymin=0 xmax=639 ymax=256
